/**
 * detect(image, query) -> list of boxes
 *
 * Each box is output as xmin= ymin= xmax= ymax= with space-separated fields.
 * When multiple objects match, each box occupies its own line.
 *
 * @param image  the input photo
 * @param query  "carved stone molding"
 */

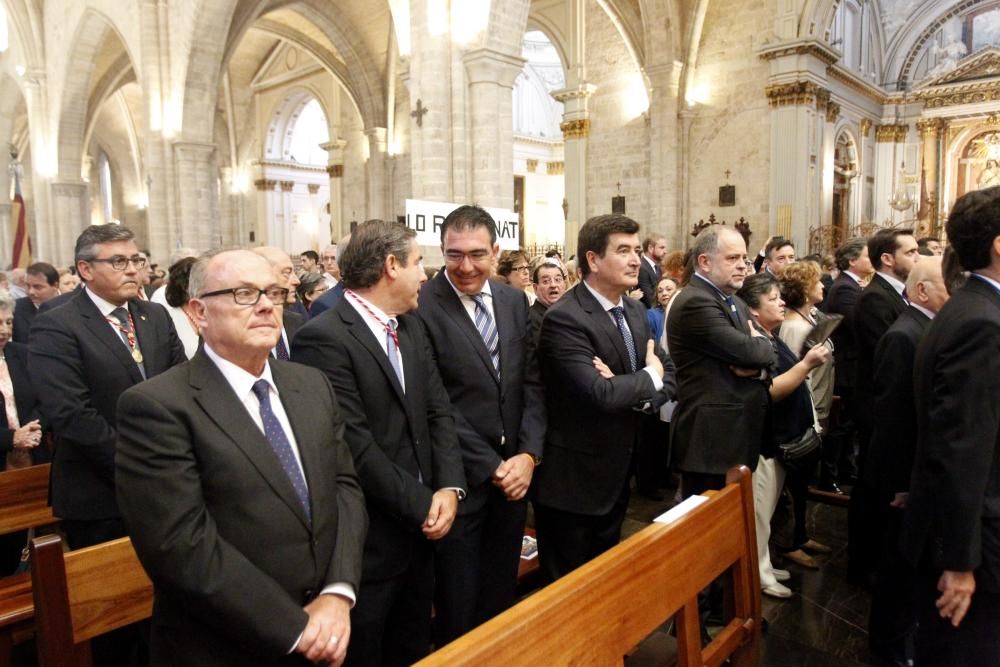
xmin=861 ymin=118 xmax=873 ymax=136
xmin=307 ymin=183 xmax=320 ymax=194
xmin=547 ymin=161 xmax=565 ymax=175
xmin=875 ymin=124 xmax=909 ymax=143
xmin=765 ymin=81 xmax=828 ymax=107
xmin=254 ymin=179 xmax=277 ymax=191
xmin=914 ymin=80 xmax=1000 ymax=109
xmin=559 ymin=119 xmax=591 ymax=140
xmin=526 ymin=159 xmax=538 ymax=173
xmin=758 ymin=40 xmax=840 ymax=66
xmin=327 ymin=164 xmax=344 ymax=178
xmin=280 ymin=180 xmax=295 ymax=192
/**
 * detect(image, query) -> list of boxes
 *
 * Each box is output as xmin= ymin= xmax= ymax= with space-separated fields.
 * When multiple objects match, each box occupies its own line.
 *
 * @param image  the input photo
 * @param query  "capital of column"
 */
xmin=916 ymin=118 xmax=947 ymax=138
xmin=364 ymin=127 xmax=388 ymax=154
xmin=320 ymin=140 xmax=348 ymax=152
xmin=875 ymin=123 xmax=909 ymax=143
xmin=551 ymin=83 xmax=598 ymax=104
xmin=326 ymin=165 xmax=344 ymax=178
xmin=764 ymin=80 xmax=828 ymax=108
xmin=643 ymin=61 xmax=684 ymax=93
xmin=861 ymin=118 xmax=872 ymax=137
xmin=462 ymin=48 xmax=526 ymax=88
xmin=559 ymin=119 xmax=591 ymax=140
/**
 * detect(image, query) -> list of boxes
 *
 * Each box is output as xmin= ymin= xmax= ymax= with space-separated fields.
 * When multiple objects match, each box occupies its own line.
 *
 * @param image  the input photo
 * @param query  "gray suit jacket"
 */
xmin=115 ymin=350 xmax=367 ymax=666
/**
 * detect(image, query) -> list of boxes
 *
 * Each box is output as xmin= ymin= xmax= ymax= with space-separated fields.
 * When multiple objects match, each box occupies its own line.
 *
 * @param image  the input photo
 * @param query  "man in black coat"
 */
xmin=292 ymin=220 xmax=465 ymax=667
xmin=30 ymin=224 xmax=185 ymax=550
xmin=416 ymin=205 xmax=545 ymax=644
xmin=527 ymin=259 xmax=567 ymax=343
xmin=866 ymin=257 xmax=949 ymax=666
xmin=902 ymin=186 xmax=1000 ymax=665
xmin=667 ymin=225 xmax=775 ymax=497
xmin=12 ymin=262 xmax=61 ymax=343
xmin=533 ymin=214 xmax=675 ymax=582
xmin=636 ymin=234 xmax=666 ymax=308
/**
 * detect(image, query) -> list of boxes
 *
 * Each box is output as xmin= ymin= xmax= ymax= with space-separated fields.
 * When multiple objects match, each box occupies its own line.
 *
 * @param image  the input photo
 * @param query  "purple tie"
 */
xmin=251 ymin=380 xmax=310 ymax=521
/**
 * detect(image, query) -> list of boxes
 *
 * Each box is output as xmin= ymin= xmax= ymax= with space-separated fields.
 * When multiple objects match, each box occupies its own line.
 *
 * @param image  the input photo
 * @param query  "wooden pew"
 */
xmin=29 ymin=535 xmax=152 ymax=667
xmin=417 ymin=466 xmax=762 ymax=667
xmin=0 ymin=464 xmax=58 ymax=667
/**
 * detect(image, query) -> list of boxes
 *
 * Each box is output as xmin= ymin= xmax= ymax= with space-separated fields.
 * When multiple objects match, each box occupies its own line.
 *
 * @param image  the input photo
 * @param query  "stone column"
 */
xmin=873 ymin=123 xmax=909 ymax=225
xmin=253 ymin=177 xmax=278 ymax=246
xmin=646 ymin=62 xmax=683 ymax=248
xmin=49 ymin=181 xmax=89 ymax=267
xmin=172 ymin=142 xmax=220 ymax=250
xmin=916 ymin=118 xmax=944 ymax=234
xmin=463 ymin=49 xmax=524 ymax=210
xmin=364 ymin=128 xmax=387 ymax=222
xmin=552 ymin=86 xmax=595 ymax=258
xmin=819 ymin=99 xmax=840 ymax=230
xmin=21 ymin=72 xmax=56 ymax=263
xmin=321 ymin=139 xmax=347 ymax=241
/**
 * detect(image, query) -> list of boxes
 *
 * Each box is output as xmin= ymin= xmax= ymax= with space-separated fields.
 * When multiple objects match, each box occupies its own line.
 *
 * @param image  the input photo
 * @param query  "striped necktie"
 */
xmin=471 ymin=293 xmax=500 ymax=374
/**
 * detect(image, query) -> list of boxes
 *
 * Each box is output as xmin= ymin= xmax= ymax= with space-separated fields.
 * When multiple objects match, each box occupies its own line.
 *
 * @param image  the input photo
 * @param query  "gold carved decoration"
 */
xmin=860 ymin=118 xmax=872 ymax=136
xmin=875 ymin=124 xmax=908 ymax=143
xmin=327 ymin=164 xmax=344 ymax=178
xmin=765 ymin=81 xmax=827 ymax=107
xmin=547 ymin=161 xmax=565 ymax=175
xmin=280 ymin=180 xmax=295 ymax=192
xmin=526 ymin=159 xmax=538 ymax=173
xmin=307 ymin=183 xmax=320 ymax=195
xmin=254 ymin=179 xmax=277 ymax=191
xmin=560 ymin=119 xmax=591 ymax=140
xmin=826 ymin=102 xmax=841 ymax=123
xmin=916 ymin=118 xmax=947 ymax=138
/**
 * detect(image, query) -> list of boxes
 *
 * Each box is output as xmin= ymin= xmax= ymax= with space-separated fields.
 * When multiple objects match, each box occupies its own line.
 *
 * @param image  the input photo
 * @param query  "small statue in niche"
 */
xmin=979 ymin=159 xmax=1000 ymax=190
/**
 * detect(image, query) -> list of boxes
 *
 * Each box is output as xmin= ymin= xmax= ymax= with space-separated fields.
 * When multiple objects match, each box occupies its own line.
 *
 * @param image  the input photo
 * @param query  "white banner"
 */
xmin=404 ymin=199 xmax=520 ymax=250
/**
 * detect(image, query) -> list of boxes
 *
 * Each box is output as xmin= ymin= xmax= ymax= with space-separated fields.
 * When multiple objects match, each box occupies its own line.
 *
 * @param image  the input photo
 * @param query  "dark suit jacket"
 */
xmin=527 ymin=299 xmax=548 ymax=344
xmin=283 ymin=310 xmax=304 ymax=344
xmin=0 ymin=341 xmax=47 ymax=469
xmin=36 ymin=288 xmax=78 ymax=314
xmin=29 ymin=289 xmax=185 ymax=519
xmin=822 ymin=272 xmax=863 ymax=391
xmin=291 ymin=300 xmax=465 ymax=580
xmin=637 ymin=258 xmax=660 ymax=308
xmin=903 ymin=277 xmax=1000 ymax=592
xmin=115 ymin=351 xmax=367 ymax=666
xmin=855 ymin=273 xmax=907 ymax=428
xmin=533 ymin=283 xmax=675 ymax=515
xmin=416 ymin=274 xmax=545 ymax=494
xmin=667 ymin=275 xmax=775 ymax=475
xmin=864 ymin=306 xmax=930 ymax=499
xmin=309 ymin=282 xmax=346 ymax=318
xmin=12 ymin=296 xmax=36 ymax=344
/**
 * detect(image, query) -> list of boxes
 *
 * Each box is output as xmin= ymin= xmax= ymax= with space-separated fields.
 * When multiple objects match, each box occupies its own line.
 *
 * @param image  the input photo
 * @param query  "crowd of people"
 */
xmin=1 ymin=186 xmax=997 ymax=666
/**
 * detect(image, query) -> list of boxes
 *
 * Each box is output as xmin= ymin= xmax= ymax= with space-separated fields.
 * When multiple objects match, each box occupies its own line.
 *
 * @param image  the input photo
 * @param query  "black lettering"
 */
xmin=433 ymin=214 xmax=445 ymax=236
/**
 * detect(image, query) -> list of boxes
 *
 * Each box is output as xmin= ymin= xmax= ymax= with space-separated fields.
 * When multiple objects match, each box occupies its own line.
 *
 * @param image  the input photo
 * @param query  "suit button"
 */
xmin=303 ymin=589 xmax=314 ymax=603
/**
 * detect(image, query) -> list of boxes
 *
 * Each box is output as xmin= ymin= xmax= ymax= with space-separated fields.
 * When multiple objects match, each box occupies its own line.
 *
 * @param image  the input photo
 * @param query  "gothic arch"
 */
xmin=263 ymin=87 xmax=332 ymax=162
xmin=525 ymin=15 xmax=568 ymax=73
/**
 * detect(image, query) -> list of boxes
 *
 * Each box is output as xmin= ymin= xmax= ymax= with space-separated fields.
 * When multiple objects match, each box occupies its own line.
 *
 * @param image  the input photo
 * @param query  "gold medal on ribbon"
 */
xmin=132 ymin=348 xmax=144 ymax=363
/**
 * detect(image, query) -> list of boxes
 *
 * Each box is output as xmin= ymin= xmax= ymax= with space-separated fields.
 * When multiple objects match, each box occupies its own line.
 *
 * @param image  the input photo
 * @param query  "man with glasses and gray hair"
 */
xmin=29 ymin=223 xmax=185 ymax=551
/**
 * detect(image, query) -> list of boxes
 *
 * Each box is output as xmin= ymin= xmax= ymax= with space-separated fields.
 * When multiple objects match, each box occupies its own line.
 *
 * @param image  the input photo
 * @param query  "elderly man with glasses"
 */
xmin=29 ymin=223 xmax=186 ymax=551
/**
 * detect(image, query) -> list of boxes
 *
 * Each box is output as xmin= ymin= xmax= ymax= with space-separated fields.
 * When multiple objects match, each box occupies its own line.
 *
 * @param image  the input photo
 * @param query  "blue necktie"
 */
xmin=471 ymin=293 xmax=500 ymax=374
xmin=274 ymin=334 xmax=289 ymax=360
xmin=610 ymin=306 xmax=638 ymax=372
xmin=723 ymin=296 xmax=742 ymax=327
xmin=251 ymin=380 xmax=310 ymax=521
xmin=386 ymin=318 xmax=404 ymax=389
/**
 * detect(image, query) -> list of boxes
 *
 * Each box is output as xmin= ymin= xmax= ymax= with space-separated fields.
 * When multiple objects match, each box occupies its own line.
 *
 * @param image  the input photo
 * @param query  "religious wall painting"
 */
xmin=956 ymin=128 xmax=1000 ymax=200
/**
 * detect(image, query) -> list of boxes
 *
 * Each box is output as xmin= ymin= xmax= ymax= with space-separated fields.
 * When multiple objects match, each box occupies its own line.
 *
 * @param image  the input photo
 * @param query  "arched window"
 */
xmin=513 ymin=31 xmax=565 ymax=138
xmin=287 ymin=98 xmax=329 ymax=166
xmin=98 ymin=151 xmax=114 ymax=223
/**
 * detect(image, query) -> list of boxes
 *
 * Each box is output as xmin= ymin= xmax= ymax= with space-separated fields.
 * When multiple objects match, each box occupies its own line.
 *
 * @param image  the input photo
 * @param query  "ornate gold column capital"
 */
xmin=559 ymin=119 xmax=591 ymax=140
xmin=916 ymin=118 xmax=947 ymax=138
xmin=764 ymin=81 xmax=828 ymax=108
xmin=326 ymin=164 xmax=344 ymax=178
xmin=875 ymin=124 xmax=909 ymax=143
xmin=860 ymin=118 xmax=872 ymax=136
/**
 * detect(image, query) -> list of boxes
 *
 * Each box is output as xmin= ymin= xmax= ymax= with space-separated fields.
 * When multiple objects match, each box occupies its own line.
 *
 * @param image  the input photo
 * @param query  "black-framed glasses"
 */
xmin=512 ymin=265 xmax=531 ymax=274
xmin=90 ymin=255 xmax=147 ymax=271
xmin=199 ymin=286 xmax=290 ymax=306
xmin=444 ymin=250 xmax=492 ymax=264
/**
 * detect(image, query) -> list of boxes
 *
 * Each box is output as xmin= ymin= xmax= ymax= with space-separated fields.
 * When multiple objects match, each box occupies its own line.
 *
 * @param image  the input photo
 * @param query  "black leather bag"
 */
xmin=778 ymin=427 xmax=821 ymax=475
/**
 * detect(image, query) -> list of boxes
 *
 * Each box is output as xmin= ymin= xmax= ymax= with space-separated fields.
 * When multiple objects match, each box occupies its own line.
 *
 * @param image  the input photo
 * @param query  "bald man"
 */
xmin=865 ymin=256 xmax=949 ymax=667
xmin=253 ymin=247 xmax=306 ymax=354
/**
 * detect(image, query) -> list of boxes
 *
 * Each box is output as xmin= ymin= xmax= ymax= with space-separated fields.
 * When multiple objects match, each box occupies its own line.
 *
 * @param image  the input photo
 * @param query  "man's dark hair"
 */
xmin=340 ymin=219 xmax=416 ymax=289
xmin=834 ymin=237 xmax=867 ymax=272
xmin=942 ymin=245 xmax=968 ymax=295
xmin=532 ymin=259 xmax=565 ymax=284
xmin=917 ymin=236 xmax=940 ymax=249
xmin=74 ymin=224 xmax=135 ymax=263
xmin=165 ymin=257 xmax=197 ymax=308
xmin=946 ymin=186 xmax=1000 ymax=271
xmin=765 ymin=236 xmax=794 ymax=259
xmin=736 ymin=272 xmax=779 ymax=309
xmin=643 ymin=234 xmax=665 ymax=253
xmin=300 ymin=250 xmax=319 ymax=264
xmin=867 ymin=228 xmax=913 ymax=271
xmin=26 ymin=262 xmax=58 ymax=286
xmin=440 ymin=205 xmax=496 ymax=245
xmin=577 ymin=214 xmax=640 ymax=278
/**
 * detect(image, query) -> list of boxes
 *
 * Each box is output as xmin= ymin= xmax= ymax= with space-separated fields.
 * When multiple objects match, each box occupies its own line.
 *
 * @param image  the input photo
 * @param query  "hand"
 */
xmin=493 ymin=453 xmax=535 ymax=501
xmin=644 ymin=339 xmax=664 ymax=378
xmin=296 ymin=594 xmax=352 ymax=665
xmin=627 ymin=288 xmax=644 ymax=301
xmin=889 ymin=492 xmax=908 ymax=509
xmin=936 ymin=570 xmax=976 ymax=627
xmin=802 ymin=343 xmax=831 ymax=369
xmin=747 ymin=319 xmax=766 ymax=338
xmin=593 ymin=356 xmax=615 ymax=379
xmin=729 ymin=365 xmax=759 ymax=378
xmin=422 ymin=489 xmax=459 ymax=540
xmin=13 ymin=420 xmax=41 ymax=449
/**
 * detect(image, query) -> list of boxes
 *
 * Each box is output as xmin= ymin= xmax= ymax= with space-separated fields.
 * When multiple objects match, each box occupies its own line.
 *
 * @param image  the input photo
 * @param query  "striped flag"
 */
xmin=10 ymin=162 xmax=30 ymax=268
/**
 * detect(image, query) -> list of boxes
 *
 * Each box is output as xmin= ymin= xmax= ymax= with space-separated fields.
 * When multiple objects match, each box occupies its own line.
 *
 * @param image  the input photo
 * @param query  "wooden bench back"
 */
xmin=29 ymin=534 xmax=153 ymax=667
xmin=0 ymin=464 xmax=56 ymax=536
xmin=417 ymin=466 xmax=761 ymax=667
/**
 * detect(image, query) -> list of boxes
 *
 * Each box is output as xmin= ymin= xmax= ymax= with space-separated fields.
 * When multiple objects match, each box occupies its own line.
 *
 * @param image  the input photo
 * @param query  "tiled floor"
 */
xmin=623 ymin=483 xmax=878 ymax=666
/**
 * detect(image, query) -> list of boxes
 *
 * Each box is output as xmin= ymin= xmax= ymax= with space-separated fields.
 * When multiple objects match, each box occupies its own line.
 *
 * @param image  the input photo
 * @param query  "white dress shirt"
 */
xmin=345 ymin=291 xmax=405 ymax=392
xmin=85 ymin=287 xmax=144 ymax=360
xmin=581 ymin=280 xmax=664 ymax=391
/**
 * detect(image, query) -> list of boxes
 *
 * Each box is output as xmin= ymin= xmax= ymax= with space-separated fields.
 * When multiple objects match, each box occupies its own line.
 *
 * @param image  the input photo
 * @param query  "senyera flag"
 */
xmin=10 ymin=163 xmax=31 ymax=269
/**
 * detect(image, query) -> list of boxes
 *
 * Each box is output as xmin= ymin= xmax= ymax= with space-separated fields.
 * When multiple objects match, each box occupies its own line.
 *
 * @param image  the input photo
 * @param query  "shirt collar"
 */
xmin=843 ymin=270 xmax=864 ymax=285
xmin=85 ymin=286 xmax=127 ymax=317
xmin=876 ymin=271 xmax=906 ymax=297
xmin=345 ymin=290 xmax=394 ymax=326
xmin=643 ymin=255 xmax=657 ymax=270
xmin=203 ymin=343 xmax=277 ymax=401
xmin=443 ymin=270 xmax=493 ymax=300
xmin=693 ymin=272 xmax=730 ymax=300
xmin=910 ymin=303 xmax=936 ymax=320
xmin=582 ymin=279 xmax=623 ymax=311
xmin=972 ymin=272 xmax=1000 ymax=294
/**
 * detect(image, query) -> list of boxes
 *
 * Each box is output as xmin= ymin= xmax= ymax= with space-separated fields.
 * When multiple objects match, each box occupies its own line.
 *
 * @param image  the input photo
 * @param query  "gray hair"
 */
xmin=187 ymin=248 xmax=232 ymax=299
xmin=74 ymin=224 xmax=135 ymax=263
xmin=0 ymin=293 xmax=14 ymax=312
xmin=691 ymin=226 xmax=739 ymax=266
xmin=340 ymin=220 xmax=415 ymax=290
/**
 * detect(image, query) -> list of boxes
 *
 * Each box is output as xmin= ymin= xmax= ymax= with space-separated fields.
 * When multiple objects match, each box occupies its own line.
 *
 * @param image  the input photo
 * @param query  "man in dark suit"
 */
xmin=902 ymin=187 xmax=1000 ymax=665
xmin=12 ymin=262 xmax=60 ymax=343
xmin=637 ymin=234 xmax=666 ymax=308
xmin=253 ymin=247 xmax=306 ymax=356
xmin=527 ymin=259 xmax=566 ymax=343
xmin=866 ymin=257 xmax=949 ymax=666
xmin=533 ymin=214 xmax=675 ymax=582
xmin=116 ymin=249 xmax=367 ymax=667
xmin=310 ymin=235 xmax=351 ymax=318
xmin=851 ymin=228 xmax=920 ymax=584
xmin=29 ymin=224 xmax=185 ymax=550
xmin=667 ymin=225 xmax=775 ymax=497
xmin=292 ymin=221 xmax=465 ymax=666
xmin=416 ymin=205 xmax=545 ymax=644
xmin=820 ymin=237 xmax=872 ymax=491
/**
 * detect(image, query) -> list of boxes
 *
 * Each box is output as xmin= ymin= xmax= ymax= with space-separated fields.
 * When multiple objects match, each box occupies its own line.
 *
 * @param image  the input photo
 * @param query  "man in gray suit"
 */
xmin=116 ymin=249 xmax=367 ymax=667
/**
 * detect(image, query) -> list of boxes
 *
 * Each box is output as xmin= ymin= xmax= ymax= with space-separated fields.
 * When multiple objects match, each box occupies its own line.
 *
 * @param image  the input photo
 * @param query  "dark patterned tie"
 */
xmin=110 ymin=307 xmax=146 ymax=379
xmin=610 ymin=306 xmax=638 ymax=372
xmin=274 ymin=334 xmax=290 ymax=360
xmin=386 ymin=318 xmax=404 ymax=388
xmin=251 ymin=380 xmax=310 ymax=521
xmin=471 ymin=293 xmax=500 ymax=374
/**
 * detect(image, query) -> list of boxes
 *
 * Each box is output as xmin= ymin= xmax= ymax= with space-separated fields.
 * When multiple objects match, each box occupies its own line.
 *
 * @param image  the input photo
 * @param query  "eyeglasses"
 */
xmin=90 ymin=255 xmax=147 ymax=271
xmin=512 ymin=265 xmax=530 ymax=274
xmin=199 ymin=286 xmax=290 ymax=306
xmin=537 ymin=275 xmax=565 ymax=286
xmin=444 ymin=250 xmax=492 ymax=264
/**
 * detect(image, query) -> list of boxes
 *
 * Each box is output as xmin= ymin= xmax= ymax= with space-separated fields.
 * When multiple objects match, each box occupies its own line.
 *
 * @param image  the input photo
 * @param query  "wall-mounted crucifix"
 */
xmin=719 ymin=169 xmax=735 ymax=207
xmin=411 ymin=99 xmax=428 ymax=127
xmin=611 ymin=181 xmax=626 ymax=214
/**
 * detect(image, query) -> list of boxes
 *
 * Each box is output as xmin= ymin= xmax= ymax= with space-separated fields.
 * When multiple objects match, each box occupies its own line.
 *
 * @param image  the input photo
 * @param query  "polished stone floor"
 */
xmin=623 ymin=483 xmax=878 ymax=666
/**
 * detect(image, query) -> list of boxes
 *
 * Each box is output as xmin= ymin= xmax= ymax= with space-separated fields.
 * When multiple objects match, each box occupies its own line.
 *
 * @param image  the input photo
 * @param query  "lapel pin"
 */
xmin=140 ymin=315 xmax=147 ymax=321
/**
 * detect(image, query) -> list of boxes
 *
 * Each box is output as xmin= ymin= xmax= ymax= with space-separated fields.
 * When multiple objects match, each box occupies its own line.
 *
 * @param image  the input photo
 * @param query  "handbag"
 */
xmin=777 ymin=426 xmax=821 ymax=474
